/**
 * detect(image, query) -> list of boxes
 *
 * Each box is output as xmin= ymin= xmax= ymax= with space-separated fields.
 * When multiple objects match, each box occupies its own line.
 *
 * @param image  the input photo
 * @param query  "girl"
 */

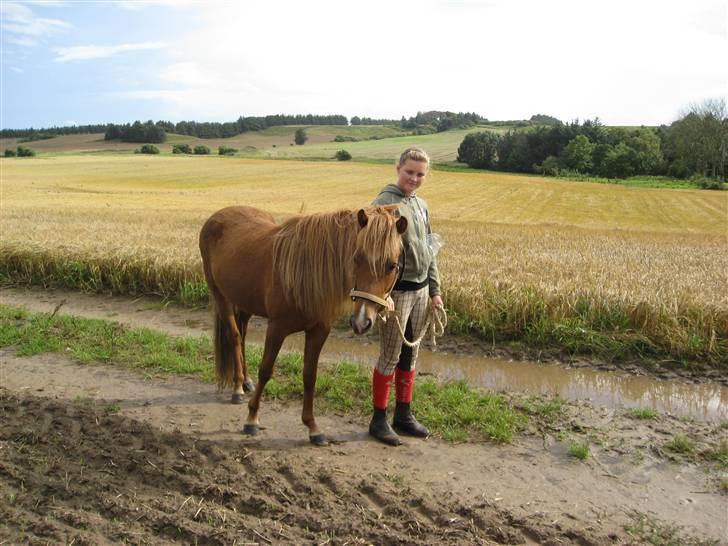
xmin=369 ymin=147 xmax=443 ymax=446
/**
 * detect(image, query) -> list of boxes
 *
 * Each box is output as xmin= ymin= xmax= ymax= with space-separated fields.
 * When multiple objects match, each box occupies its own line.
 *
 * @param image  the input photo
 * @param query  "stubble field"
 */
xmin=1 ymin=154 xmax=726 ymax=365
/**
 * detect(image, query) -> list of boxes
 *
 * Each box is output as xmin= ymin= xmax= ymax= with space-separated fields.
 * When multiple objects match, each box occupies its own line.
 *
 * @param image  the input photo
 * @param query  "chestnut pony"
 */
xmin=199 ymin=205 xmax=407 ymax=445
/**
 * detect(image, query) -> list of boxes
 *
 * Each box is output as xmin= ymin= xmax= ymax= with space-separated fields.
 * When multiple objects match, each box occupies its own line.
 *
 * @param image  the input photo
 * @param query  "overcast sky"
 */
xmin=1 ymin=0 xmax=726 ymax=129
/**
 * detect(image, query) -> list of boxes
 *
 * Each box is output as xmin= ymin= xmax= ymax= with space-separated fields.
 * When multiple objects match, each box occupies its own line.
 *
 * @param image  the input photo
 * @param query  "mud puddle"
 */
xmin=2 ymin=287 xmax=726 ymax=422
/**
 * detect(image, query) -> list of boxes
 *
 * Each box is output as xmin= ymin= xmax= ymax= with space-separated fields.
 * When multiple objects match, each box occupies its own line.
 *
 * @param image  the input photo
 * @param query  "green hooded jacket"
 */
xmin=372 ymin=184 xmax=441 ymax=297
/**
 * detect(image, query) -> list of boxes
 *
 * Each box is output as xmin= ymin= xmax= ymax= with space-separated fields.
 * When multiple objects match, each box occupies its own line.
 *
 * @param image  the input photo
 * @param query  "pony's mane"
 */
xmin=272 ymin=206 xmax=401 ymax=322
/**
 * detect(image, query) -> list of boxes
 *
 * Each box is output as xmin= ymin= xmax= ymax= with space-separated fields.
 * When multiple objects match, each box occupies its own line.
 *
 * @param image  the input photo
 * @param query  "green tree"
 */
xmin=193 ymin=145 xmax=211 ymax=155
xmin=294 ymin=128 xmax=308 ymax=145
xmin=334 ymin=149 xmax=352 ymax=161
xmin=457 ymin=131 xmax=500 ymax=169
xmin=599 ymin=142 xmax=637 ymax=178
xmin=562 ymin=135 xmax=595 ymax=173
xmin=667 ymin=99 xmax=727 ymax=181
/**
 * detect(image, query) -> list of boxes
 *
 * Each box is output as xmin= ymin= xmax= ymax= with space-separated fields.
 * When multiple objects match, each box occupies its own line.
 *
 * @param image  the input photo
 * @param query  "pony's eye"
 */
xmin=387 ymin=262 xmax=398 ymax=272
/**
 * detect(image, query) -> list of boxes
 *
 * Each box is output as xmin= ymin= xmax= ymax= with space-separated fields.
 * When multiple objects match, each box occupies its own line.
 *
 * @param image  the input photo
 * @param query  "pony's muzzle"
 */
xmin=350 ymin=315 xmax=372 ymax=335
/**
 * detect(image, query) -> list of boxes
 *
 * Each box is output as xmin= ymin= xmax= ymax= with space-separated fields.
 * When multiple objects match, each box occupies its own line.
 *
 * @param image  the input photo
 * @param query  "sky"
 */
xmin=1 ymin=0 xmax=726 ymax=129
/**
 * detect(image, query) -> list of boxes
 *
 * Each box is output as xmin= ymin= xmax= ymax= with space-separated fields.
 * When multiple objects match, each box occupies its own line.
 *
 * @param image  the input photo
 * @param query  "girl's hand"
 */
xmin=431 ymin=295 xmax=444 ymax=309
xmin=386 ymin=296 xmax=395 ymax=312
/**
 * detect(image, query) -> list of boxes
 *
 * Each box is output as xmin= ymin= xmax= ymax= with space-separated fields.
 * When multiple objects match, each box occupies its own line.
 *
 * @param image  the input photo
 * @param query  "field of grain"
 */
xmin=1 ymin=155 xmax=726 ymax=364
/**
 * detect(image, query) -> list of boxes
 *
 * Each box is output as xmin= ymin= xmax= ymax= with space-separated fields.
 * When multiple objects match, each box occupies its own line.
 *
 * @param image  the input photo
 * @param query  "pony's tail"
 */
xmin=213 ymin=310 xmax=236 ymax=389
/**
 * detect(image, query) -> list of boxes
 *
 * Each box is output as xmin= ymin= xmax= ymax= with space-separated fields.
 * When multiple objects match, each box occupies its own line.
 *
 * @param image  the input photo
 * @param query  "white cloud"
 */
xmin=0 ymin=1 xmax=70 ymax=41
xmin=53 ymin=41 xmax=166 ymax=62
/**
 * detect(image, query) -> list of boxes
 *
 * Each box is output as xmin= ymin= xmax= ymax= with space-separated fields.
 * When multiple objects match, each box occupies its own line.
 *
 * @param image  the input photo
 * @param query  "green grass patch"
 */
xmin=625 ymin=513 xmax=719 ymax=546
xmin=628 ymin=407 xmax=658 ymax=420
xmin=567 ymin=440 xmax=590 ymax=460
xmin=0 ymin=304 xmax=525 ymax=443
xmin=521 ymin=395 xmax=565 ymax=423
xmin=703 ymin=441 xmax=728 ymax=469
xmin=666 ymin=434 xmax=695 ymax=454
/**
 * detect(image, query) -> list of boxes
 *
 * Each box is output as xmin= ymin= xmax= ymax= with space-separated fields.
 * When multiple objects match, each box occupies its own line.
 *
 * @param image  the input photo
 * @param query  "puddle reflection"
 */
xmin=246 ymin=329 xmax=727 ymax=422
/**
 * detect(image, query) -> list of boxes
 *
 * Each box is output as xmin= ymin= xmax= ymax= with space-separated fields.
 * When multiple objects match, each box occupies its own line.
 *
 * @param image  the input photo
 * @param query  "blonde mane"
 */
xmin=273 ymin=206 xmax=401 ymax=322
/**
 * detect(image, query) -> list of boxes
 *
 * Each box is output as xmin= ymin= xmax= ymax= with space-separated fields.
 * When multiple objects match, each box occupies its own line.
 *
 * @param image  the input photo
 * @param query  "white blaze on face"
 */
xmin=352 ymin=302 xmax=369 ymax=332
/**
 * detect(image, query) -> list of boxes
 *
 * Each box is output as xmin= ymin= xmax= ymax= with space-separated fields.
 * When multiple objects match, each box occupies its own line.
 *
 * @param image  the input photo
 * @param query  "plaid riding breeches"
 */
xmin=375 ymin=286 xmax=430 ymax=376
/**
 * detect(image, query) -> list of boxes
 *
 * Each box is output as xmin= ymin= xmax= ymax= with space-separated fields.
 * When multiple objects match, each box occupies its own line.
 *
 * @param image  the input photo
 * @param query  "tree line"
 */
xmin=4 ymin=111 xmax=484 ymax=140
xmin=0 ymin=123 xmax=108 ymax=139
xmin=456 ymin=100 xmax=727 ymax=185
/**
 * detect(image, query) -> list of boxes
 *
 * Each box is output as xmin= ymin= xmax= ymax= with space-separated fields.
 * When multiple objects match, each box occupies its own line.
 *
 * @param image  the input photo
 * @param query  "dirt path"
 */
xmin=1 ymin=288 xmax=727 ymax=544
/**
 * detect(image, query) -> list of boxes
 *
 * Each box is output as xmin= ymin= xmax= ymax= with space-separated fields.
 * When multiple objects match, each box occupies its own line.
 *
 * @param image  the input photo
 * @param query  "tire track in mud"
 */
xmin=0 ymin=389 xmax=608 ymax=545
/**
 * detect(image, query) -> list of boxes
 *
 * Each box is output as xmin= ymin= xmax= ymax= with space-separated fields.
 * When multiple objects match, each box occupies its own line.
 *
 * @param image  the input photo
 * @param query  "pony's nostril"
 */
xmin=364 ymin=318 xmax=372 ymax=331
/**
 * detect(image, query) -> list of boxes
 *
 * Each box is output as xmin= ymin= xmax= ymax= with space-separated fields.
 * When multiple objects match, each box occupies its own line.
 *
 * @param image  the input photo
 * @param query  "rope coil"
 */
xmin=382 ymin=304 xmax=447 ymax=351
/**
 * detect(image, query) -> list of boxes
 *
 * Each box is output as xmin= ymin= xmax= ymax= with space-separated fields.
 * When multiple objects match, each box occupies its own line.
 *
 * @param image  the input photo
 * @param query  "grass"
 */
xmin=666 ymin=434 xmax=695 ymax=454
xmin=625 ymin=513 xmax=720 ymax=546
xmin=567 ymin=440 xmax=590 ymax=460
xmin=628 ymin=407 xmax=658 ymax=420
xmin=703 ymin=441 xmax=728 ymax=469
xmin=520 ymin=395 xmax=565 ymax=423
xmin=0 ymin=305 xmax=524 ymax=443
xmin=1 ymin=155 xmax=726 ymax=366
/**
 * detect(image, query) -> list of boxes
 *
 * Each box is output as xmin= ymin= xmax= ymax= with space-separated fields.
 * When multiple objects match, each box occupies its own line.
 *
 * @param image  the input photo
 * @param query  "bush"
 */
xmin=294 ymin=128 xmax=308 ymax=145
xmin=691 ymin=174 xmax=725 ymax=190
xmin=334 ymin=149 xmax=352 ymax=161
xmin=536 ymin=155 xmax=561 ymax=176
xmin=137 ymin=144 xmax=160 ymax=154
xmin=16 ymin=145 xmax=36 ymax=157
xmin=218 ymin=146 xmax=238 ymax=156
xmin=333 ymin=135 xmax=358 ymax=142
xmin=172 ymin=144 xmax=192 ymax=154
xmin=193 ymin=145 xmax=211 ymax=155
xmin=4 ymin=148 xmax=17 ymax=157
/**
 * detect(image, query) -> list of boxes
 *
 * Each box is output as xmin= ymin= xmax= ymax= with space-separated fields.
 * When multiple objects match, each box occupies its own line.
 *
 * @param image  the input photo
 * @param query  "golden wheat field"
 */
xmin=1 ymin=155 xmax=727 ymax=362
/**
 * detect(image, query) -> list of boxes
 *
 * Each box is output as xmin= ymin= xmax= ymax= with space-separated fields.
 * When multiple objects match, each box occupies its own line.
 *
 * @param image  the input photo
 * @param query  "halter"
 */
xmin=349 ymin=247 xmax=405 ymax=315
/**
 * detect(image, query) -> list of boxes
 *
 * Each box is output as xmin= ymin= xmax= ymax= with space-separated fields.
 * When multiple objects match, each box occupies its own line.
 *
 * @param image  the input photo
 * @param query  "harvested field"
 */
xmin=1 ymin=155 xmax=726 ymax=365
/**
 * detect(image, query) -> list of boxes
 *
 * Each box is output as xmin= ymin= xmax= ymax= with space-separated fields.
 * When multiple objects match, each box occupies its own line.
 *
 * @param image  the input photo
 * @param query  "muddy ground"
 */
xmin=1 ymin=288 xmax=726 ymax=545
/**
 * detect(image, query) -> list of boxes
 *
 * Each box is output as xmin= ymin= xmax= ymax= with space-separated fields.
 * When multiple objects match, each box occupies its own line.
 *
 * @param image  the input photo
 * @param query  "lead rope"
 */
xmin=384 ymin=304 xmax=447 ymax=351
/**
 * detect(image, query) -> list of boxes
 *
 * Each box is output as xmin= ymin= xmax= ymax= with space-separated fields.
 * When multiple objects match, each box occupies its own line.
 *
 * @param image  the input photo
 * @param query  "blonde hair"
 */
xmin=397 ymin=147 xmax=430 ymax=168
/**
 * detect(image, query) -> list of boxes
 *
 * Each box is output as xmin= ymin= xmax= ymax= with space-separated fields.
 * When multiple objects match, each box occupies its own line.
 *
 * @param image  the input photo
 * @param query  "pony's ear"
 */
xmin=395 ymin=216 xmax=408 ymax=234
xmin=357 ymin=209 xmax=369 ymax=228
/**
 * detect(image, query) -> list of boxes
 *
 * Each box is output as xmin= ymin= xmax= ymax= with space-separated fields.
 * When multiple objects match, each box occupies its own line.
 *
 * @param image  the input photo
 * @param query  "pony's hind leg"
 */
xmin=235 ymin=310 xmax=255 ymax=394
xmin=212 ymin=292 xmax=249 ymax=405
xmin=302 ymin=323 xmax=331 ymax=446
xmin=243 ymin=320 xmax=288 ymax=436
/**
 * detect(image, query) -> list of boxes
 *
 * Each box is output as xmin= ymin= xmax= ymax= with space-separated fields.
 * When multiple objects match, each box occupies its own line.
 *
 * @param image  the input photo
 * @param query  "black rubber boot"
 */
xmin=393 ymin=402 xmax=430 ymax=438
xmin=369 ymin=408 xmax=401 ymax=446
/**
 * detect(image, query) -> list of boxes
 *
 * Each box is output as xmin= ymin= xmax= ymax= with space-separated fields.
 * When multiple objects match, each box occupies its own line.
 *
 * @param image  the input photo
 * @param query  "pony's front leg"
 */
xmin=242 ymin=320 xmax=287 ymax=436
xmin=302 ymin=323 xmax=331 ymax=446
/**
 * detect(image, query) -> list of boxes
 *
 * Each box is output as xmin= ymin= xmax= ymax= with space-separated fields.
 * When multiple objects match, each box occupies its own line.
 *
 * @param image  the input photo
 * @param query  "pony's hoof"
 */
xmin=231 ymin=393 xmax=245 ymax=404
xmin=242 ymin=424 xmax=259 ymax=436
xmin=243 ymin=379 xmax=255 ymax=393
xmin=309 ymin=434 xmax=329 ymax=447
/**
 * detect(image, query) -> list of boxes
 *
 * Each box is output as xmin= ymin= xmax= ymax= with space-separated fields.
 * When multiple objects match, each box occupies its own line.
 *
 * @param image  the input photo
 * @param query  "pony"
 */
xmin=199 ymin=205 xmax=407 ymax=445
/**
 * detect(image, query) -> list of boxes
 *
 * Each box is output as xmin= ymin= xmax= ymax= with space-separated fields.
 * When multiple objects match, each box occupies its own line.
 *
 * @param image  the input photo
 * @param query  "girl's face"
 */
xmin=396 ymin=159 xmax=428 ymax=196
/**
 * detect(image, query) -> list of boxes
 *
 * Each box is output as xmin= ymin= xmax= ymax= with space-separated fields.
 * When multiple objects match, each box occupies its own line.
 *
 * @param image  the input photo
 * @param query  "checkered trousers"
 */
xmin=375 ymin=286 xmax=430 ymax=375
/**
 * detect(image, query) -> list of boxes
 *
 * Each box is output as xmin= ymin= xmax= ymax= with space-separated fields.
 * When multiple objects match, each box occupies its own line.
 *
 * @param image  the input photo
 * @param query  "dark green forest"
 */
xmin=457 ymin=101 xmax=727 ymax=186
